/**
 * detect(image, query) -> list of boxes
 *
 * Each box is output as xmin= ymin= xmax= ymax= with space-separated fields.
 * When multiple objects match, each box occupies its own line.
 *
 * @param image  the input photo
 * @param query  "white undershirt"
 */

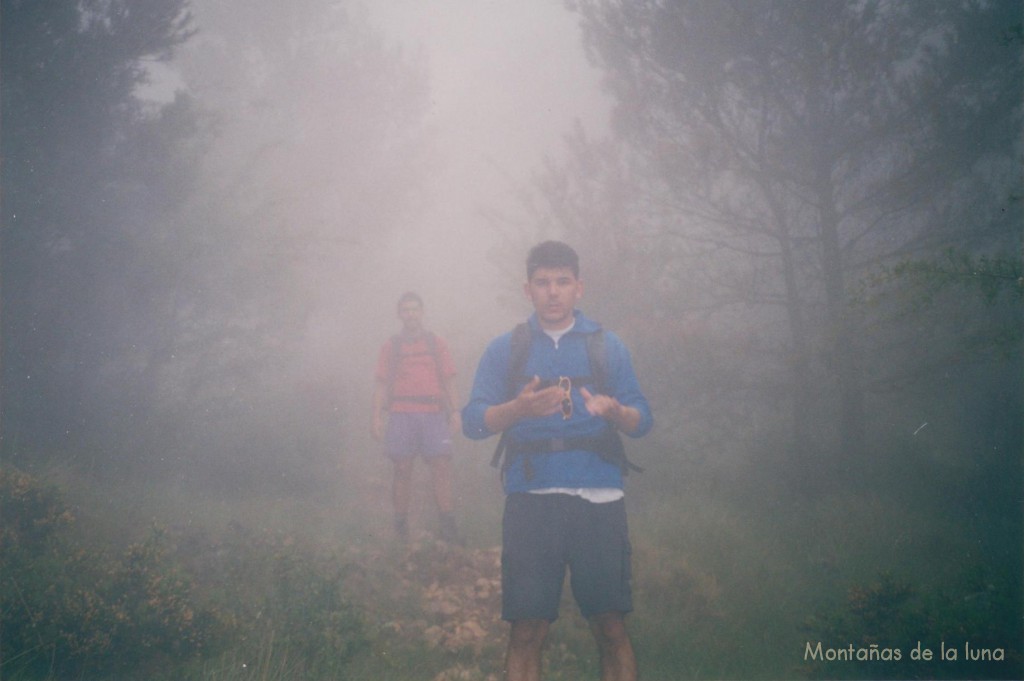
xmin=528 ymin=323 xmax=624 ymax=504
xmin=544 ymin=322 xmax=572 ymax=348
xmin=531 ymin=487 xmax=625 ymax=503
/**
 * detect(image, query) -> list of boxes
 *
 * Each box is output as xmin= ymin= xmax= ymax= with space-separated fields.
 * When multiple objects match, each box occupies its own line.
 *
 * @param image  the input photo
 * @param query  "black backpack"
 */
xmin=490 ymin=323 xmax=642 ymax=477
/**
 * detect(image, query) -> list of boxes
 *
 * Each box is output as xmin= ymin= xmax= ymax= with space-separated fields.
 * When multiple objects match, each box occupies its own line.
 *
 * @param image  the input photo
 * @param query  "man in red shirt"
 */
xmin=372 ymin=292 xmax=461 ymax=542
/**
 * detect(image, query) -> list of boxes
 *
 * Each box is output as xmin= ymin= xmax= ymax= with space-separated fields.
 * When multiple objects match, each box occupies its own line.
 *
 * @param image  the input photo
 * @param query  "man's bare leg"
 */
xmin=505 ymin=619 xmax=549 ymax=681
xmin=590 ymin=612 xmax=636 ymax=681
xmin=427 ymin=454 xmax=460 ymax=542
xmin=427 ymin=454 xmax=454 ymax=514
xmin=392 ymin=458 xmax=414 ymax=536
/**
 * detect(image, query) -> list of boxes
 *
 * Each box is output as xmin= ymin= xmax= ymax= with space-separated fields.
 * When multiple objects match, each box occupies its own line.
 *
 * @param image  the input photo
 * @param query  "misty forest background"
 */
xmin=1 ymin=1 xmax=1021 ymax=680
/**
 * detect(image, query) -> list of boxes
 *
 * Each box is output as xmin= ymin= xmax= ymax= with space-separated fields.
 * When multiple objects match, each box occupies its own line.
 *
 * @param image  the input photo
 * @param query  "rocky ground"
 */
xmin=347 ymin=536 xmax=508 ymax=680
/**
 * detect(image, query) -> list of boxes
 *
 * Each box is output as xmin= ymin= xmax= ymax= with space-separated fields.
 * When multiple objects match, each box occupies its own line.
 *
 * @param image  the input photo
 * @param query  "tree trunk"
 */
xmin=817 ymin=178 xmax=866 ymax=473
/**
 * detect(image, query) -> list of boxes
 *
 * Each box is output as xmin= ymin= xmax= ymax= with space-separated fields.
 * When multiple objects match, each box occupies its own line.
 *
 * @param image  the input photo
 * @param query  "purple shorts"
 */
xmin=385 ymin=411 xmax=452 ymax=460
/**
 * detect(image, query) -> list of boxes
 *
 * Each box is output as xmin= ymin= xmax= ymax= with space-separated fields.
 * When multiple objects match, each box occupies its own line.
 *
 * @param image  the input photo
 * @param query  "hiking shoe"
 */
xmin=394 ymin=517 xmax=409 ymax=539
xmin=438 ymin=513 xmax=461 ymax=545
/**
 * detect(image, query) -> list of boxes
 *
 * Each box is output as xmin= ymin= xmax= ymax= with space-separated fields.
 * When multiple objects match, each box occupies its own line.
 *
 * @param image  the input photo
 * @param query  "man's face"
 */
xmin=524 ymin=266 xmax=583 ymax=330
xmin=398 ymin=301 xmax=424 ymax=333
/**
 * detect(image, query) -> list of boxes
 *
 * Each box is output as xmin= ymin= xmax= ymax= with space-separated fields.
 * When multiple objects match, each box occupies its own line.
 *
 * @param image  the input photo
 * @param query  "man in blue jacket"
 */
xmin=463 ymin=241 xmax=652 ymax=681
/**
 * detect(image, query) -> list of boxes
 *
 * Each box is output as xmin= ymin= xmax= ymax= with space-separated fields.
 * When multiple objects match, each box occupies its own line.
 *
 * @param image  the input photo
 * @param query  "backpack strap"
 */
xmin=580 ymin=329 xmax=642 ymax=474
xmin=491 ymin=323 xmax=532 ymax=471
xmin=505 ymin=322 xmax=602 ymax=396
xmin=423 ymin=332 xmax=448 ymax=412
xmin=388 ymin=332 xmax=446 ymax=410
xmin=491 ymin=322 xmax=641 ymax=477
xmin=585 ymin=326 xmax=608 ymax=394
xmin=505 ymin=322 xmax=532 ymax=399
xmin=491 ymin=323 xmax=531 ymax=469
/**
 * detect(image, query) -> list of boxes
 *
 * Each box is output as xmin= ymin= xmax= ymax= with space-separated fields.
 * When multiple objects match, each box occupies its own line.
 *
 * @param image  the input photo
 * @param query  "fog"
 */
xmin=2 ymin=0 xmax=1021 ymax=678
xmin=159 ymin=0 xmax=614 ymax=443
xmin=316 ymin=0 xmax=612 ymax=385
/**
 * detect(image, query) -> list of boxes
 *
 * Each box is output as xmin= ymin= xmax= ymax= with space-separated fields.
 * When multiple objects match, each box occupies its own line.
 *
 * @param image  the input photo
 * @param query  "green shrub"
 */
xmin=261 ymin=545 xmax=368 ymax=676
xmin=1 ymin=466 xmax=89 ymax=677
xmin=0 ymin=466 xmax=74 ymax=551
xmin=165 ymin=521 xmax=370 ymax=678
xmin=106 ymin=529 xmax=218 ymax=669
xmin=800 ymin=572 xmax=1022 ymax=679
xmin=0 ymin=467 xmax=217 ymax=679
xmin=1 ymin=466 xmax=371 ymax=679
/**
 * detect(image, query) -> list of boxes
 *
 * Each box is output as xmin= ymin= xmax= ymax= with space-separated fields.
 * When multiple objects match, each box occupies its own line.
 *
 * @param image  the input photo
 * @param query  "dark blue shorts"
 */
xmin=501 ymin=493 xmax=632 ymax=622
xmin=385 ymin=411 xmax=452 ymax=460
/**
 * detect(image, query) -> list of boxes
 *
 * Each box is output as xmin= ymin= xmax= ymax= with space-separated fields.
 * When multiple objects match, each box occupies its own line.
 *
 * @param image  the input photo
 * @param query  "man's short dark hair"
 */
xmin=397 ymin=291 xmax=423 ymax=309
xmin=526 ymin=241 xmax=579 ymax=279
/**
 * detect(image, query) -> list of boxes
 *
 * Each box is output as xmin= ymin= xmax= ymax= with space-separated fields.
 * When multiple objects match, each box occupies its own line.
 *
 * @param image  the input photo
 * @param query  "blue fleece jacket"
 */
xmin=462 ymin=311 xmax=653 ymax=493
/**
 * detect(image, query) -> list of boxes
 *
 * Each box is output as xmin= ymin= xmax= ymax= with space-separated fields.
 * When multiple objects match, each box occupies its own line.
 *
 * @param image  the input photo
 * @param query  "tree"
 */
xmin=126 ymin=0 xmax=435 ymax=482
xmin=2 ymin=0 xmax=434 ymax=483
xmin=538 ymin=0 xmax=1021 ymax=482
xmin=1 ymin=0 xmax=197 ymax=455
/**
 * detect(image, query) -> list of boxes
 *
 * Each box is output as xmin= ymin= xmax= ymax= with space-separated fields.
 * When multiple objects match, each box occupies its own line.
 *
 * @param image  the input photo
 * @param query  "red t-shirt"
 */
xmin=375 ymin=333 xmax=456 ymax=413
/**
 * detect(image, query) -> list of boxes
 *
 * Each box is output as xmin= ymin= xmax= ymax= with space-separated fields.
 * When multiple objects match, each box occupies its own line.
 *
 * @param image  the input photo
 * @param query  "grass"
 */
xmin=3 ymin=434 xmax=1021 ymax=680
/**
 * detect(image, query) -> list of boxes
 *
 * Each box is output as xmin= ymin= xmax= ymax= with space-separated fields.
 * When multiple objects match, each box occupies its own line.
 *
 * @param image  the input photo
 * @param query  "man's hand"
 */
xmin=579 ymin=387 xmax=622 ymax=420
xmin=580 ymin=387 xmax=641 ymax=434
xmin=483 ymin=376 xmax=562 ymax=434
xmin=447 ymin=410 xmax=462 ymax=436
xmin=515 ymin=375 xmax=565 ymax=419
